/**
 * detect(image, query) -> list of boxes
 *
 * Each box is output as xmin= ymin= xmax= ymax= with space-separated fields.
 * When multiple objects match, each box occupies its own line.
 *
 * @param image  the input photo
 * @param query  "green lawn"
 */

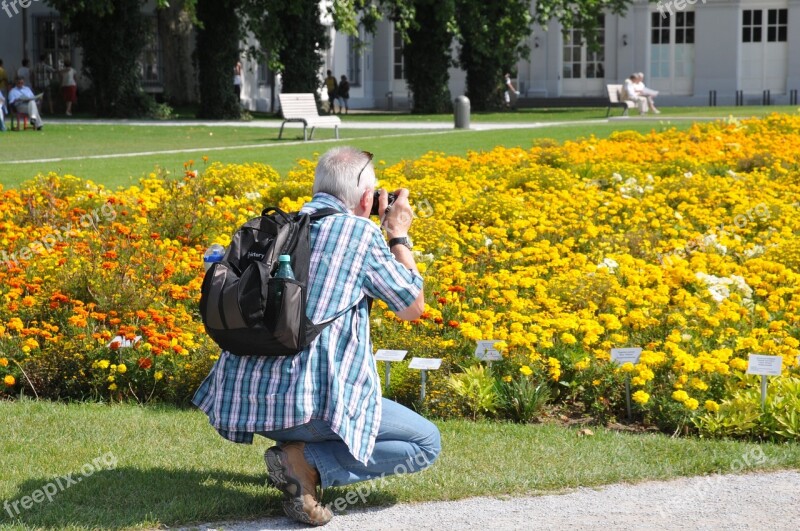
xmin=1 ymin=400 xmax=798 ymax=530
xmin=2 ymin=121 xmax=687 ymax=189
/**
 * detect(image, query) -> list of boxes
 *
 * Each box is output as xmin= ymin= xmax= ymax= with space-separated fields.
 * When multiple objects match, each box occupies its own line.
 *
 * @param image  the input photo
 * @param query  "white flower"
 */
xmin=684 ymin=172 xmax=693 ymax=178
xmin=597 ymin=258 xmax=619 ymax=272
xmin=612 ymin=172 xmax=623 ymax=182
xmin=244 ymin=191 xmax=262 ymax=201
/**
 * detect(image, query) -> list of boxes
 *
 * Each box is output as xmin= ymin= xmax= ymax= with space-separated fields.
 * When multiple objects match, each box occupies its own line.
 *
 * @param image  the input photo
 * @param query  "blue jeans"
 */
xmin=258 ymin=398 xmax=441 ymax=488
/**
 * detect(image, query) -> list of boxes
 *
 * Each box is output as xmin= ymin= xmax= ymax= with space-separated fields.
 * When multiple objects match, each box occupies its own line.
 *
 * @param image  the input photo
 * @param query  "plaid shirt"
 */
xmin=193 ymin=193 xmax=423 ymax=464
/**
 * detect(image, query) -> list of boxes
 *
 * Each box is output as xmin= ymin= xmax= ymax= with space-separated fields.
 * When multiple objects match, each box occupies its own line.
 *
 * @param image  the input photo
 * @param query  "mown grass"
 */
xmin=1 ymin=399 xmax=798 ymax=530
xmin=1 ymin=121 xmax=689 ymax=189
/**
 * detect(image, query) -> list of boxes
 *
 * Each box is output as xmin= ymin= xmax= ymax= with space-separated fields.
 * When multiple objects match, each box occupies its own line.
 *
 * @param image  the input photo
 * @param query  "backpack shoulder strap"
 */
xmin=305 ymin=207 xmax=340 ymax=221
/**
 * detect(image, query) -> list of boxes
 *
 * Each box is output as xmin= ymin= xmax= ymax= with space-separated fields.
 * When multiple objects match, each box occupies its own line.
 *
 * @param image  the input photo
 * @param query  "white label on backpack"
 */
xmin=374 ymin=349 xmax=408 ymax=362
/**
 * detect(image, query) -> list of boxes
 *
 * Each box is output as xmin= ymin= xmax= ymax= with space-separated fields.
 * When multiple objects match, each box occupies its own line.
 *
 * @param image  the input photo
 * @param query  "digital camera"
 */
xmin=370 ymin=191 xmax=397 ymax=216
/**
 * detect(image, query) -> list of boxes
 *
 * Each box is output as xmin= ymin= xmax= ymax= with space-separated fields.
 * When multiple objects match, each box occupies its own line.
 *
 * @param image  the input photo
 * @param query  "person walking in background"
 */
xmin=33 ymin=55 xmax=56 ymax=115
xmin=193 ymin=147 xmax=441 ymax=526
xmin=324 ymin=70 xmax=338 ymax=114
xmin=233 ymin=60 xmax=242 ymax=102
xmin=337 ymin=74 xmax=350 ymax=114
xmin=60 ymin=60 xmax=77 ymax=116
xmin=503 ymin=73 xmax=519 ymax=109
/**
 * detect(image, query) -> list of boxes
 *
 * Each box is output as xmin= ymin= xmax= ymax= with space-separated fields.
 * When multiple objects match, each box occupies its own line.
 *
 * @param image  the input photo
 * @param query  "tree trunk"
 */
xmin=196 ymin=0 xmax=242 ymax=119
xmin=157 ymin=1 xmax=196 ymax=106
xmin=404 ymin=0 xmax=454 ymax=114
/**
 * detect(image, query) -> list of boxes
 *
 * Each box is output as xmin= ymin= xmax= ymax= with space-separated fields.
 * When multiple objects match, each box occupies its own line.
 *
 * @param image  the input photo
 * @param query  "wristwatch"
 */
xmin=388 ymin=236 xmax=413 ymax=250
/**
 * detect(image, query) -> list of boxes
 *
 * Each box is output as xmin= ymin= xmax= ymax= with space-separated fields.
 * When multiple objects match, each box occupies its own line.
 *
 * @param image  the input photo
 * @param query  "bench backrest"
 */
xmin=279 ymin=93 xmax=320 ymax=119
xmin=607 ymin=84 xmax=623 ymax=103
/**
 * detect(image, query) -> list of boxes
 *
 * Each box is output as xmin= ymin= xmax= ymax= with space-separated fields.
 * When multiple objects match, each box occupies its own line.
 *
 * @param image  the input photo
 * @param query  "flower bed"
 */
xmin=2 ymin=116 xmax=800 ymax=438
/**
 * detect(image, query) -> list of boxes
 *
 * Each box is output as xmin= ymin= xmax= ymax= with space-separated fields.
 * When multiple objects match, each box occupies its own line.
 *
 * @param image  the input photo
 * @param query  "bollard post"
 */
xmin=386 ymin=91 xmax=394 ymax=111
xmin=736 ymin=90 xmax=743 ymax=106
xmin=791 ymin=89 xmax=798 ymax=105
xmin=454 ymin=95 xmax=470 ymax=129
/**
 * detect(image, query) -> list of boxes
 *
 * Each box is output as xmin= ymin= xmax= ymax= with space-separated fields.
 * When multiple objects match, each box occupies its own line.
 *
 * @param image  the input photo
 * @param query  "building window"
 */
xmin=651 ymin=11 xmax=670 ymax=44
xmin=562 ymin=27 xmax=582 ymax=78
xmin=393 ymin=29 xmax=405 ymax=80
xmin=139 ymin=17 xmax=161 ymax=85
xmin=348 ymin=35 xmax=362 ymax=87
xmin=767 ymin=9 xmax=788 ymax=42
xmin=258 ymin=58 xmax=272 ymax=87
xmin=742 ymin=9 xmax=763 ymax=43
xmin=675 ymin=11 xmax=694 ymax=44
xmin=586 ymin=15 xmax=605 ymax=79
xmin=34 ymin=16 xmax=73 ymax=71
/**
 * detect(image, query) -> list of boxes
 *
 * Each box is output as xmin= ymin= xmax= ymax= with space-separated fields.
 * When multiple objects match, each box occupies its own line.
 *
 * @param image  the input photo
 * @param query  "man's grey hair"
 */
xmin=313 ymin=147 xmax=376 ymax=209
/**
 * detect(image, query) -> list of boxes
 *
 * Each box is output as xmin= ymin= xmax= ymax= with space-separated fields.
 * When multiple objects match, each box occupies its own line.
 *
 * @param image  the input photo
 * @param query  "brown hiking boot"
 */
xmin=265 ymin=442 xmax=333 ymax=526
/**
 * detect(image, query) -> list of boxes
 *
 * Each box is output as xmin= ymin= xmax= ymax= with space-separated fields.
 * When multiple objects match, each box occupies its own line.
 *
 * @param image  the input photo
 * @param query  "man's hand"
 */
xmin=379 ymin=188 xmax=413 ymax=238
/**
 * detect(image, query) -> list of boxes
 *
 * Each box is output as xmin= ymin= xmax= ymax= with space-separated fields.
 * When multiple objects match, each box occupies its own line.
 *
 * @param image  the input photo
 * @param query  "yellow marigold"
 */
xmin=519 ymin=365 xmax=533 ymax=376
xmin=704 ymin=400 xmax=720 ymax=413
xmin=154 ymin=371 xmax=164 ymax=381
xmin=547 ymin=357 xmax=561 ymax=381
xmin=632 ymin=390 xmax=650 ymax=405
xmin=561 ymin=332 xmax=577 ymax=345
xmin=620 ymin=362 xmax=635 ymax=373
xmin=684 ymin=398 xmax=700 ymax=411
xmin=117 ymin=363 xmax=127 ymax=374
xmin=729 ymin=358 xmax=748 ymax=371
xmin=3 ymin=375 xmax=15 ymax=386
xmin=97 ymin=360 xmax=110 ymax=370
xmin=7 ymin=317 xmax=23 ymax=332
xmin=108 ymin=383 xmax=118 ymax=391
xmin=0 ymin=358 xmax=8 ymax=367
xmin=672 ymin=390 xmax=690 ymax=403
xmin=574 ymin=357 xmax=591 ymax=371
xmin=690 ymin=377 xmax=709 ymax=391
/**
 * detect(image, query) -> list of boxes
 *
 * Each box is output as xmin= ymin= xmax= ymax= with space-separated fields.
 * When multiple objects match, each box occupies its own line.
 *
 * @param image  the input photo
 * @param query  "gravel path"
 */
xmin=182 ymin=470 xmax=800 ymax=530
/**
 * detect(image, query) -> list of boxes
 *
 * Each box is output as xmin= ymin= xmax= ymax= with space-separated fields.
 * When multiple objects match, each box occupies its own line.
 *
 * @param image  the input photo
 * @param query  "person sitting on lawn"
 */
xmin=8 ymin=76 xmax=43 ymax=130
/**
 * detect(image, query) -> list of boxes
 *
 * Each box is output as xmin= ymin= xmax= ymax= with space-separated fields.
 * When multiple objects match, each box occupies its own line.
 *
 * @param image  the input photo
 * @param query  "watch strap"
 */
xmin=388 ymin=237 xmax=412 ymax=249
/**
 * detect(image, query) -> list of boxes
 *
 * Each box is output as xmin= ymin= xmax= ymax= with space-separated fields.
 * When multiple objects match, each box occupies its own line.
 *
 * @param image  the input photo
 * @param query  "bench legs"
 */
xmin=278 ymin=121 xmax=287 ymax=140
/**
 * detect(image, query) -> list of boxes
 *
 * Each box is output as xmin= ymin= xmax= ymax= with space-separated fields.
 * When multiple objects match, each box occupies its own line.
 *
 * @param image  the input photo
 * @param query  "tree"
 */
xmin=242 ymin=0 xmax=329 ymax=96
xmin=195 ymin=0 xmax=243 ymax=119
xmin=455 ymin=1 xmax=532 ymax=111
xmin=46 ymin=0 xmax=160 ymax=117
xmin=403 ymin=0 xmax=455 ymax=113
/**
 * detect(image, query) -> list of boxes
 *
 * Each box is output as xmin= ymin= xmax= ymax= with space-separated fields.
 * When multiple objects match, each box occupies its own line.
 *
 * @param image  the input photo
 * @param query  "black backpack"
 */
xmin=199 ymin=206 xmax=340 ymax=357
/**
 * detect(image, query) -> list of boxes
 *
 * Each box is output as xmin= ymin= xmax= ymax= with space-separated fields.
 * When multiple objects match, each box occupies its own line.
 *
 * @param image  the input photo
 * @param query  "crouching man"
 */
xmin=193 ymin=146 xmax=441 ymax=526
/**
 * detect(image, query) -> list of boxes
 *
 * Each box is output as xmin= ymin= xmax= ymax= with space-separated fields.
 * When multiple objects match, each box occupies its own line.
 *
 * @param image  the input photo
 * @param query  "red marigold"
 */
xmin=138 ymin=357 xmax=152 ymax=370
xmin=447 ymin=320 xmax=460 ymax=328
xmin=437 ymin=297 xmax=447 ymax=305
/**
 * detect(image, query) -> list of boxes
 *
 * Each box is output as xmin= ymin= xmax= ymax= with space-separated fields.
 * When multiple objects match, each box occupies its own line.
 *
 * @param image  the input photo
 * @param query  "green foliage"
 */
xmin=196 ymin=0 xmax=243 ymax=119
xmin=404 ymin=0 xmax=455 ymax=113
xmin=242 ymin=0 xmax=328 ymax=95
xmin=455 ymin=1 xmax=532 ymax=111
xmin=694 ymin=377 xmax=800 ymax=441
xmin=447 ymin=364 xmax=500 ymax=419
xmin=498 ymin=374 xmax=551 ymax=423
xmin=46 ymin=0 xmax=158 ymax=117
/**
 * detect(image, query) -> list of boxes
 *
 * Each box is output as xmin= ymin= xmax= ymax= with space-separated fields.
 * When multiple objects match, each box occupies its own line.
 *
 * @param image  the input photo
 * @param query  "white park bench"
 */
xmin=278 ymin=93 xmax=341 ymax=141
xmin=606 ymin=84 xmax=636 ymax=117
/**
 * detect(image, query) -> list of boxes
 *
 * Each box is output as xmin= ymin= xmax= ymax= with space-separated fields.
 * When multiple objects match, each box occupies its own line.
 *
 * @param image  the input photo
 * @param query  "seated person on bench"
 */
xmin=8 ymin=76 xmax=44 ymax=130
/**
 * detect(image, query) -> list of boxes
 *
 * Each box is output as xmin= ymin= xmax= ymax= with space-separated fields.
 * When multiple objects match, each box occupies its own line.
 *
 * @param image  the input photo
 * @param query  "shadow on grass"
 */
xmin=1 ymin=467 xmax=398 ymax=529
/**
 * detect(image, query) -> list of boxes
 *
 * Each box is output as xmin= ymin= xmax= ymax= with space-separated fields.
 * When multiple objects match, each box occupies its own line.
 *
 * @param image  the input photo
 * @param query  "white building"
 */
xmin=1 ymin=0 xmax=797 ymax=112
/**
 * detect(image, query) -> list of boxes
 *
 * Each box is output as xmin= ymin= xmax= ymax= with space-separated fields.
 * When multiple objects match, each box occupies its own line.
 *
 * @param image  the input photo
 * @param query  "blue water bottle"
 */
xmin=203 ymin=244 xmax=226 ymax=271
